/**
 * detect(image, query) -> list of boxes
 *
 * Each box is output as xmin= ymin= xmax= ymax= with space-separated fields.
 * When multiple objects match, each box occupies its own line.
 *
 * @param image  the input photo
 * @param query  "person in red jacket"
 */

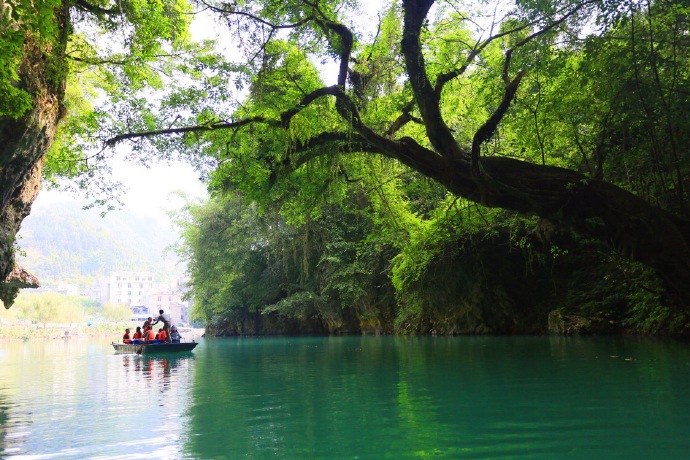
xmin=157 ymin=328 xmax=168 ymax=343
xmin=144 ymin=327 xmax=155 ymax=343
xmin=122 ymin=328 xmax=131 ymax=344
xmin=132 ymin=326 xmax=144 ymax=343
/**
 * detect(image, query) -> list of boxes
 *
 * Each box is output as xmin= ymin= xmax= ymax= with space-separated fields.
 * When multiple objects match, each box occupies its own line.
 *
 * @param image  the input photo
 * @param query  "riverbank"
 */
xmin=0 ymin=322 xmax=205 ymax=341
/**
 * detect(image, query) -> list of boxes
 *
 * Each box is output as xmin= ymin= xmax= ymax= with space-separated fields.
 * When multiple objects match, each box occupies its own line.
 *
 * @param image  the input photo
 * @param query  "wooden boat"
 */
xmin=111 ymin=341 xmax=198 ymax=354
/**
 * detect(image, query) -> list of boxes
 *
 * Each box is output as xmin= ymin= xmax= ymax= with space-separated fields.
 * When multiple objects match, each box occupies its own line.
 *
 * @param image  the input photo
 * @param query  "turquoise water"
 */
xmin=1 ymin=335 xmax=690 ymax=458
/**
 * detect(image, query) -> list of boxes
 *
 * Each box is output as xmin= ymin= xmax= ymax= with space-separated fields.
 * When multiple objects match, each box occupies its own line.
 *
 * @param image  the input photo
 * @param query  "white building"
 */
xmin=142 ymin=291 xmax=190 ymax=326
xmin=56 ymin=283 xmax=81 ymax=296
xmin=103 ymin=271 xmax=157 ymax=306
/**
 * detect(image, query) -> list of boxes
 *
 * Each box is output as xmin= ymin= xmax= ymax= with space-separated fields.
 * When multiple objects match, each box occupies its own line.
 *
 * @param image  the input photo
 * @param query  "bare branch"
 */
xmin=197 ymin=0 xmax=313 ymax=30
xmin=304 ymin=0 xmax=354 ymax=88
xmin=471 ymin=70 xmax=526 ymax=175
xmin=105 ymin=117 xmax=273 ymax=147
xmin=435 ymin=0 xmax=597 ymax=94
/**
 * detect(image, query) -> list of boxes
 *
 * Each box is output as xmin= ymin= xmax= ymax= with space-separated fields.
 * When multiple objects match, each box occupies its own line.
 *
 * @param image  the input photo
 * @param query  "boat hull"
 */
xmin=112 ymin=342 xmax=198 ymax=354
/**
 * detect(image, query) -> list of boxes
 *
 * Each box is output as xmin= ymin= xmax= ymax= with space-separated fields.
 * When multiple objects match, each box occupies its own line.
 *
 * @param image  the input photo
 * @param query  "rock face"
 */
xmin=0 ymin=265 xmax=40 ymax=309
xmin=0 ymin=3 xmax=68 ymax=307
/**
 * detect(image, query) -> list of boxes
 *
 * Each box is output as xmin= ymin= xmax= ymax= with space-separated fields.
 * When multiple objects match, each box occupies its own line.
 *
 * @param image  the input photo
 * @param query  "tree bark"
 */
xmin=417 ymin=153 xmax=690 ymax=305
xmin=0 ymin=1 xmax=68 ymax=307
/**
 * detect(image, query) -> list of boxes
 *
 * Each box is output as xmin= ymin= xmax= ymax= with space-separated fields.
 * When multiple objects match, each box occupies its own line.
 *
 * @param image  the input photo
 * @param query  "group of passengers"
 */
xmin=122 ymin=309 xmax=182 ymax=345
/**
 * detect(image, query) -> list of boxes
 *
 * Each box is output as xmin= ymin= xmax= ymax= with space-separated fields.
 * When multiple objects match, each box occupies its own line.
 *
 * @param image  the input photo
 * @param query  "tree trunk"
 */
xmin=394 ymin=0 xmax=690 ymax=306
xmin=0 ymin=2 xmax=68 ymax=307
xmin=436 ymin=155 xmax=690 ymax=305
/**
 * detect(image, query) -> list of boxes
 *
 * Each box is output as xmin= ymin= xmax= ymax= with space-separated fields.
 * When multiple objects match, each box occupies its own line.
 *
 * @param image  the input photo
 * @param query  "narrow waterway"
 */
xmin=1 ymin=335 xmax=689 ymax=458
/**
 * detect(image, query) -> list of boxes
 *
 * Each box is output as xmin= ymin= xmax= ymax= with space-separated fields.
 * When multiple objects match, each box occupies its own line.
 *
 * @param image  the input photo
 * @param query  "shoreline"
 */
xmin=0 ymin=323 xmax=205 ymax=341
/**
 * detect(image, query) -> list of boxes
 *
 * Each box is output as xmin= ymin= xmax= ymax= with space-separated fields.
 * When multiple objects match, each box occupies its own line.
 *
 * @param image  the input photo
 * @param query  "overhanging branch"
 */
xmin=105 ymin=116 xmax=273 ymax=147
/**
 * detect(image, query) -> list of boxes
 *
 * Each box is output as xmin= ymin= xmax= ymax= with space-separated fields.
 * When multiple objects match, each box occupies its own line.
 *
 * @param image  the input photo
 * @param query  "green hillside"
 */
xmin=16 ymin=200 xmax=180 ymax=285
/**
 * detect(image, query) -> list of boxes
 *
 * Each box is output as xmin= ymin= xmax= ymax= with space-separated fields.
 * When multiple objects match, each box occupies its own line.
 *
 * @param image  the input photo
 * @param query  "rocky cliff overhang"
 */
xmin=1 ymin=264 xmax=40 ymax=308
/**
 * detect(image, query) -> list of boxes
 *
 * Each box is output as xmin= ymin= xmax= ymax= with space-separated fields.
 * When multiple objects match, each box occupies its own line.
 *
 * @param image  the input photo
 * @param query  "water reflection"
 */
xmin=183 ymin=336 xmax=690 ymax=459
xmin=0 ymin=338 xmax=196 ymax=458
xmin=2 ymin=336 xmax=690 ymax=458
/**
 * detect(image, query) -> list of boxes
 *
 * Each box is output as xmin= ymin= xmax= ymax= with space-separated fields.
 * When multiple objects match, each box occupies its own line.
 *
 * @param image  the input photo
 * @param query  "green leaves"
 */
xmin=0 ymin=0 xmax=61 ymax=117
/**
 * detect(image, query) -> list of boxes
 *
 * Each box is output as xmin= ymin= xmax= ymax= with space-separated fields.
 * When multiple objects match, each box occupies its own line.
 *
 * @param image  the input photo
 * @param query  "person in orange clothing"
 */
xmin=157 ymin=328 xmax=168 ymax=343
xmin=122 ymin=328 xmax=131 ymax=344
xmin=132 ymin=326 xmax=143 ymax=343
xmin=144 ymin=327 xmax=155 ymax=343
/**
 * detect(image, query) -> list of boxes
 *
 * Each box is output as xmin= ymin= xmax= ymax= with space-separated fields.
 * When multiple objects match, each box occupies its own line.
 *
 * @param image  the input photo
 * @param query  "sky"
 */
xmin=34 ymin=158 xmax=208 ymax=225
xmin=108 ymin=158 xmax=208 ymax=218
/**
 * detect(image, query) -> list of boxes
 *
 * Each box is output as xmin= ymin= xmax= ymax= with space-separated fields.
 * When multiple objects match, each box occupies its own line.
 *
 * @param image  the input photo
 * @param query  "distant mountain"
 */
xmin=16 ymin=200 xmax=183 ymax=284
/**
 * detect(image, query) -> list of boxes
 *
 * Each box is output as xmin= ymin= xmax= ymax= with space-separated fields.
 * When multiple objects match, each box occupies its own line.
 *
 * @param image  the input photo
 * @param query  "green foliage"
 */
xmin=623 ymin=268 xmax=689 ymax=336
xmin=102 ymin=302 xmax=131 ymax=322
xmin=0 ymin=0 xmax=61 ymax=117
xmin=41 ymin=0 xmax=212 ymax=205
xmin=497 ymin=1 xmax=690 ymax=212
xmin=13 ymin=292 xmax=85 ymax=327
xmin=175 ymin=195 xmax=281 ymax=326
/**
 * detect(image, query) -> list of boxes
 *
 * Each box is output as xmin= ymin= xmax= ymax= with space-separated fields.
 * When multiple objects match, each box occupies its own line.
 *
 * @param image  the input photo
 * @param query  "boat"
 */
xmin=111 ymin=341 xmax=198 ymax=354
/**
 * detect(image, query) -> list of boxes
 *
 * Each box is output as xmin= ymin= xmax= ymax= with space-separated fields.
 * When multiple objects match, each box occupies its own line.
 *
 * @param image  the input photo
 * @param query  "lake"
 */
xmin=1 ymin=335 xmax=689 ymax=458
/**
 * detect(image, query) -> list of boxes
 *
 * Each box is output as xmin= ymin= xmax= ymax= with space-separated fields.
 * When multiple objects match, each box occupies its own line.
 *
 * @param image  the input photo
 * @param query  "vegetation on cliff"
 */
xmin=161 ymin=0 xmax=690 ymax=336
xmin=177 ymin=191 xmax=686 ymax=336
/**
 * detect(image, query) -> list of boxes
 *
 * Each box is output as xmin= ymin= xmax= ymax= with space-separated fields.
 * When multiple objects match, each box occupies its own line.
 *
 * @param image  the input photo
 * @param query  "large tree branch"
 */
xmin=325 ymin=21 xmax=354 ymax=88
xmin=280 ymin=86 xmax=341 ymax=127
xmin=401 ymin=0 xmax=465 ymax=159
xmin=271 ymin=130 xmax=450 ymax=190
xmin=303 ymin=0 xmax=354 ymax=88
xmin=104 ymin=83 xmax=371 ymax=151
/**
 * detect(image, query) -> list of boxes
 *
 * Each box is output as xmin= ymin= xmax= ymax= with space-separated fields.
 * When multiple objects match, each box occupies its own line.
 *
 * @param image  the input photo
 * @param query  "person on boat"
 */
xmin=144 ymin=327 xmax=156 ymax=343
xmin=132 ymin=326 xmax=143 ymax=343
xmin=170 ymin=325 xmax=181 ymax=343
xmin=152 ymin=309 xmax=172 ymax=343
xmin=157 ymin=328 xmax=168 ymax=343
xmin=123 ymin=328 xmax=131 ymax=344
xmin=142 ymin=317 xmax=153 ymax=331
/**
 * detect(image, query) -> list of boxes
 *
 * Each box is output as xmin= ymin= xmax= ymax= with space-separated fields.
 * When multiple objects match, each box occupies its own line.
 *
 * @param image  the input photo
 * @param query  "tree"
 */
xmin=17 ymin=292 xmax=62 ymax=327
xmin=176 ymin=182 xmax=401 ymax=334
xmin=0 ymin=0 xmax=198 ymax=307
xmin=14 ymin=291 xmax=87 ymax=326
xmin=105 ymin=0 xmax=690 ymax=305
xmin=102 ymin=301 xmax=131 ymax=322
